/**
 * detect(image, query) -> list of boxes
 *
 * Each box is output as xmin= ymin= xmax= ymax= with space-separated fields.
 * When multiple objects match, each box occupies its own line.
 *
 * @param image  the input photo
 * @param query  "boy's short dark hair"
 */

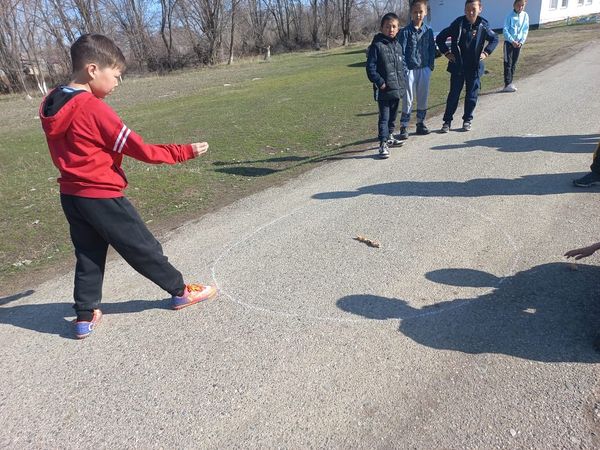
xmin=381 ymin=12 xmax=400 ymax=27
xmin=465 ymin=0 xmax=481 ymax=5
xmin=71 ymin=34 xmax=126 ymax=72
xmin=410 ymin=0 xmax=428 ymax=8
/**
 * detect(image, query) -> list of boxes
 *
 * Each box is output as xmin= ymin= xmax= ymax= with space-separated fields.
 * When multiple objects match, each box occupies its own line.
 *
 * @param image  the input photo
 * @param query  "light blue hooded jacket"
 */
xmin=503 ymin=9 xmax=529 ymax=45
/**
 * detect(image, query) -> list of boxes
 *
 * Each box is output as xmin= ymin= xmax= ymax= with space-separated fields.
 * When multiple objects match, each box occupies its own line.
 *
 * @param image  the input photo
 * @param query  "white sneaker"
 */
xmin=378 ymin=141 xmax=390 ymax=158
xmin=502 ymin=84 xmax=517 ymax=93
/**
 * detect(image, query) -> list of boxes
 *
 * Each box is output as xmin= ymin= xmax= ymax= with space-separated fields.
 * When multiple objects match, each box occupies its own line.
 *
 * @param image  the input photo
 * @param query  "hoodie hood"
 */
xmin=39 ymin=87 xmax=92 ymax=139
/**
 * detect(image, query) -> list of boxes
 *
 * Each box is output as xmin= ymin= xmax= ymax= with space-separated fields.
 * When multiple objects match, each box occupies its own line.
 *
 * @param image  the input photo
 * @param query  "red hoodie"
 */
xmin=39 ymin=88 xmax=195 ymax=198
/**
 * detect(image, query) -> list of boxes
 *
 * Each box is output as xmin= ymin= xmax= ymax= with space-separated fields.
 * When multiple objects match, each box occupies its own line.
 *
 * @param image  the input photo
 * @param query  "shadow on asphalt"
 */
xmin=0 ymin=298 xmax=171 ymax=338
xmin=0 ymin=289 xmax=35 ymax=306
xmin=312 ymin=172 xmax=593 ymax=199
xmin=337 ymin=262 xmax=600 ymax=363
xmin=211 ymin=140 xmax=380 ymax=174
xmin=431 ymin=133 xmax=600 ymax=153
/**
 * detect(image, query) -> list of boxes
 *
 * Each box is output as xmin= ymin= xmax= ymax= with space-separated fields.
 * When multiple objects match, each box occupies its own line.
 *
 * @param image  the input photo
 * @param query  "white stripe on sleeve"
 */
xmin=113 ymin=125 xmax=127 ymax=152
xmin=117 ymin=128 xmax=132 ymax=153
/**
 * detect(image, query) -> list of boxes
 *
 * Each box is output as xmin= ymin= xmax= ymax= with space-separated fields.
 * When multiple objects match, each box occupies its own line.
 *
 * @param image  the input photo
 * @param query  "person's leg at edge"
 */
xmin=590 ymin=140 xmax=600 ymax=174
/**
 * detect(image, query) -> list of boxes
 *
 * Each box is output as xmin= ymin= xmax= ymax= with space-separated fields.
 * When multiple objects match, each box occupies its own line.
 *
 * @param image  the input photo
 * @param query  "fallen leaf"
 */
xmin=354 ymin=235 xmax=381 ymax=248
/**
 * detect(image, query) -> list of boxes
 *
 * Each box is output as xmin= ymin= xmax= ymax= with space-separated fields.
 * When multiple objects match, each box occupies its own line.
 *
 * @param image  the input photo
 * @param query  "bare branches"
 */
xmin=1 ymin=0 xmax=411 ymax=93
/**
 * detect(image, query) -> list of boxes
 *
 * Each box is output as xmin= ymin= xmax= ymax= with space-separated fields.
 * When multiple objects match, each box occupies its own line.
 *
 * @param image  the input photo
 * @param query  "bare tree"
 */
xmin=246 ymin=0 xmax=269 ymax=51
xmin=106 ymin=0 xmax=156 ymax=70
xmin=18 ymin=0 xmax=48 ymax=94
xmin=227 ymin=0 xmax=240 ymax=64
xmin=337 ymin=0 xmax=353 ymax=45
xmin=0 ymin=0 xmax=28 ymax=93
xmin=178 ymin=0 xmax=224 ymax=65
xmin=321 ymin=0 xmax=335 ymax=49
xmin=72 ymin=0 xmax=105 ymax=32
xmin=159 ymin=0 xmax=178 ymax=69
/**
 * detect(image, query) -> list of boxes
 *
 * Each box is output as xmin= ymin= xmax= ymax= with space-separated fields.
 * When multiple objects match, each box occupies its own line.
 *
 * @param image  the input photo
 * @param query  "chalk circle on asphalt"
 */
xmin=211 ymin=195 xmax=520 ymax=322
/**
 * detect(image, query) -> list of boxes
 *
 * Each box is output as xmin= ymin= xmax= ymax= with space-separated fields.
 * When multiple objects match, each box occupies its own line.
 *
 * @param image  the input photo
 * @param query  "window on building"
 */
xmin=577 ymin=0 xmax=584 ymax=5
xmin=561 ymin=0 xmax=568 ymax=7
xmin=585 ymin=0 xmax=592 ymax=5
xmin=550 ymin=0 xmax=559 ymax=9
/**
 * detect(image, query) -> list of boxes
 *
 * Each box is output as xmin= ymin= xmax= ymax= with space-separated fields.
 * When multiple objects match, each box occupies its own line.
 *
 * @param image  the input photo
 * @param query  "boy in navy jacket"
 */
xmin=366 ymin=12 xmax=407 ymax=158
xmin=436 ymin=0 xmax=498 ymax=132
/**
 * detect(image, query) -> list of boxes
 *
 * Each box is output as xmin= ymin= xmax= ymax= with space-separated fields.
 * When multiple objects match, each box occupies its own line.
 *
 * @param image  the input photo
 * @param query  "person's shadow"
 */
xmin=431 ymin=133 xmax=600 ymax=153
xmin=337 ymin=262 xmax=600 ymax=362
xmin=312 ymin=172 xmax=591 ymax=200
xmin=0 ymin=292 xmax=171 ymax=339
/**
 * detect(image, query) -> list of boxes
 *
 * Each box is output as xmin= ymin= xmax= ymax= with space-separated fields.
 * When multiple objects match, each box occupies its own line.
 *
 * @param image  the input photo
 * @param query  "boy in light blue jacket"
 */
xmin=502 ymin=0 xmax=529 ymax=92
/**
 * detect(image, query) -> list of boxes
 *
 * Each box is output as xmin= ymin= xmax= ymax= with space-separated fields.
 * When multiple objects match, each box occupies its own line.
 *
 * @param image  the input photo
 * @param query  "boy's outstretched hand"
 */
xmin=564 ymin=242 xmax=600 ymax=260
xmin=192 ymin=142 xmax=209 ymax=157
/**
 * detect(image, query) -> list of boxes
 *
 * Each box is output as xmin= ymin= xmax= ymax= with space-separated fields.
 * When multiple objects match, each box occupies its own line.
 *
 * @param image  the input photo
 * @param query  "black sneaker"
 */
xmin=573 ymin=172 xmax=600 ymax=187
xmin=416 ymin=123 xmax=430 ymax=135
xmin=441 ymin=122 xmax=451 ymax=133
xmin=399 ymin=126 xmax=409 ymax=140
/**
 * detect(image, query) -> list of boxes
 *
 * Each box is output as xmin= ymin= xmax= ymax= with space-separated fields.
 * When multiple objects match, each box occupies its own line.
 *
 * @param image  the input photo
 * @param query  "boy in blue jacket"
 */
xmin=366 ymin=12 xmax=407 ymax=159
xmin=436 ymin=0 xmax=498 ymax=132
xmin=398 ymin=0 xmax=436 ymax=139
xmin=502 ymin=0 xmax=529 ymax=92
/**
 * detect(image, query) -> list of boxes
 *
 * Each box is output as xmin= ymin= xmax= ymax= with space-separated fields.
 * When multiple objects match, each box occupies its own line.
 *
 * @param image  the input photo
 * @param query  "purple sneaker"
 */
xmin=172 ymin=284 xmax=217 ymax=310
xmin=74 ymin=309 xmax=102 ymax=339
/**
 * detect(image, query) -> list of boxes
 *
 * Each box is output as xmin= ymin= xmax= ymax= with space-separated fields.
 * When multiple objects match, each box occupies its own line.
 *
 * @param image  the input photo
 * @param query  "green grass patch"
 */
xmin=0 ymin=23 xmax=598 ymax=290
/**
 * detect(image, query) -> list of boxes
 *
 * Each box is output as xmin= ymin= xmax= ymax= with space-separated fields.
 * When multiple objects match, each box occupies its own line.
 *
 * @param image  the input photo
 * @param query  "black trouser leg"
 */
xmin=443 ymin=72 xmax=465 ymax=123
xmin=387 ymin=98 xmax=399 ymax=137
xmin=61 ymin=195 xmax=109 ymax=314
xmin=61 ymin=195 xmax=185 ymax=312
xmin=462 ymin=74 xmax=481 ymax=122
xmin=504 ymin=42 xmax=521 ymax=86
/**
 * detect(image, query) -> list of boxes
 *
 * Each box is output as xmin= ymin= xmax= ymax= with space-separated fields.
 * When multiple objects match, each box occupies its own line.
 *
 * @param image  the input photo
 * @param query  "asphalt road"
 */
xmin=2 ymin=42 xmax=600 ymax=449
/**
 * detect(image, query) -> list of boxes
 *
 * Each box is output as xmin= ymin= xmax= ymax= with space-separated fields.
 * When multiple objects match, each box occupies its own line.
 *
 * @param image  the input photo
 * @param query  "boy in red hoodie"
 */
xmin=40 ymin=34 xmax=216 ymax=339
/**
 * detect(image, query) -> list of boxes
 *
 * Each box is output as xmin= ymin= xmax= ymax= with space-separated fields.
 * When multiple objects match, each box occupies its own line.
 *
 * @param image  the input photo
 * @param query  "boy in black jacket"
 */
xmin=366 ymin=12 xmax=407 ymax=159
xmin=436 ymin=0 xmax=498 ymax=133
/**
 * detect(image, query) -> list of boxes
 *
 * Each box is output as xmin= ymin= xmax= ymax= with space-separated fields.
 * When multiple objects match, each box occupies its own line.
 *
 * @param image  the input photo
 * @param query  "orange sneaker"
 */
xmin=171 ymin=284 xmax=217 ymax=310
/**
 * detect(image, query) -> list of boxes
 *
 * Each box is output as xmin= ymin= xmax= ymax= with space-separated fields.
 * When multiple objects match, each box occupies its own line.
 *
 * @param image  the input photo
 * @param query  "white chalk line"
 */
xmin=210 ymin=196 xmax=522 ymax=323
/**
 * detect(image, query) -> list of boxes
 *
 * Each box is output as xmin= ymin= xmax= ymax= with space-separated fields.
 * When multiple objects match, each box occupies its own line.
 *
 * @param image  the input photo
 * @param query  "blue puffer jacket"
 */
xmin=435 ymin=16 xmax=498 ymax=77
xmin=366 ymin=33 xmax=406 ymax=101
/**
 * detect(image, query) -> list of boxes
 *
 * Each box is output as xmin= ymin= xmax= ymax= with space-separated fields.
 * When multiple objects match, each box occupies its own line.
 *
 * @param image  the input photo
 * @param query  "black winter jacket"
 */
xmin=366 ymin=33 xmax=406 ymax=101
xmin=435 ymin=16 xmax=498 ymax=78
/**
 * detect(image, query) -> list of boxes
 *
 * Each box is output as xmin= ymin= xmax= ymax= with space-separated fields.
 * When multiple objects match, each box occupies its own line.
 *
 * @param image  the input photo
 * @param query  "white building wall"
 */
xmin=538 ymin=0 xmax=600 ymax=24
xmin=428 ymin=0 xmax=598 ymax=33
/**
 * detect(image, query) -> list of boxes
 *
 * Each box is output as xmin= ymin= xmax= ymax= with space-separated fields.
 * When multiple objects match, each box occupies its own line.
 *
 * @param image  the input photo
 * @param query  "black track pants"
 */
xmin=60 ymin=194 xmax=185 ymax=313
